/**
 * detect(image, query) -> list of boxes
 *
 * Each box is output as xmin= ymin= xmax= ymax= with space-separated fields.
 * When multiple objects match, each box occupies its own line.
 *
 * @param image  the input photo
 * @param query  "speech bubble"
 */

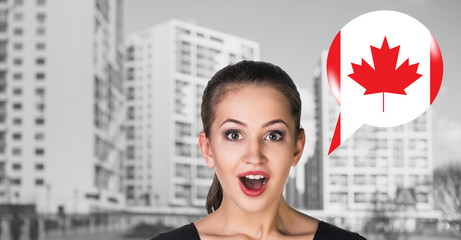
xmin=326 ymin=10 xmax=443 ymax=155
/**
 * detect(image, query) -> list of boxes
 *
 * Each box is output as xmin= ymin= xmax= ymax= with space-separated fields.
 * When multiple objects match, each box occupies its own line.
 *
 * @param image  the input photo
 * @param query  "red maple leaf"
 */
xmin=348 ymin=36 xmax=422 ymax=112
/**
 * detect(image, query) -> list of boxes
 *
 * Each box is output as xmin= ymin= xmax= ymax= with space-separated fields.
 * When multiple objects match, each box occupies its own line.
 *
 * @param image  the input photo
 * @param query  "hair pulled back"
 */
xmin=201 ymin=60 xmax=302 ymax=214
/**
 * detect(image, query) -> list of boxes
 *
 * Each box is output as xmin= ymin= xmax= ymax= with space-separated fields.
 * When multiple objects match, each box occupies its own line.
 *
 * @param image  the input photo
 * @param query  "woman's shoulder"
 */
xmin=151 ymin=223 xmax=200 ymax=240
xmin=314 ymin=221 xmax=367 ymax=240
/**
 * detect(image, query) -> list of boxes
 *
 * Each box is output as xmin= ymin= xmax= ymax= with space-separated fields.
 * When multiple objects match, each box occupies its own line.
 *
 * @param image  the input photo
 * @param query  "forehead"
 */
xmin=213 ymin=85 xmax=293 ymax=126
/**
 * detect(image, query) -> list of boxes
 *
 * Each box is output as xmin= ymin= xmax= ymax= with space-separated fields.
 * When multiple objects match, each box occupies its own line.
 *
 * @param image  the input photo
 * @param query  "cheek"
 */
xmin=268 ymin=147 xmax=293 ymax=170
xmin=211 ymin=140 xmax=243 ymax=172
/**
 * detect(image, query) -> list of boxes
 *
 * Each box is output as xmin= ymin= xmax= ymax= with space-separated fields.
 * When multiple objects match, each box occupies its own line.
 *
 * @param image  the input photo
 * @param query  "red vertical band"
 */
xmin=328 ymin=114 xmax=341 ymax=155
xmin=327 ymin=31 xmax=341 ymax=106
xmin=430 ymin=33 xmax=443 ymax=105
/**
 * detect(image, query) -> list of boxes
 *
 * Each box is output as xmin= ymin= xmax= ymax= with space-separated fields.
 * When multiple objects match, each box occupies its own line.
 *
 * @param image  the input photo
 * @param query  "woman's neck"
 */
xmin=213 ymin=194 xmax=294 ymax=239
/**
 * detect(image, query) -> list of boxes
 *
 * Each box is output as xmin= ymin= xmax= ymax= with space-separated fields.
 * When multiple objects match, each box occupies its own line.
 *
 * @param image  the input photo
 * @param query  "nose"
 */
xmin=243 ymin=137 xmax=266 ymax=165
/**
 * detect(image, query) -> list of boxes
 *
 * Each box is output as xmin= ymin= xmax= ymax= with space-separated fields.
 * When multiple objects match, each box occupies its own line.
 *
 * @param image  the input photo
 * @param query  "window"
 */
xmin=329 ymin=156 xmax=347 ymax=167
xmin=126 ymin=126 xmax=135 ymax=140
xmin=416 ymin=192 xmax=429 ymax=203
xmin=14 ymin=0 xmax=23 ymax=5
xmin=37 ymin=0 xmax=45 ymax=5
xmin=35 ymin=163 xmax=44 ymax=170
xmin=36 ymin=42 xmax=45 ymax=50
xmin=12 ymin=163 xmax=21 ymax=170
xmin=127 ymin=68 xmax=134 ymax=80
xmin=13 ymin=43 xmax=23 ymax=50
xmin=12 ymin=133 xmax=21 ymax=140
xmin=36 ymin=58 xmax=45 ymax=65
xmin=13 ymin=28 xmax=23 ymax=36
xmin=37 ymin=13 xmax=46 ymax=23
xmin=36 ymin=103 xmax=45 ymax=112
xmin=36 ymin=27 xmax=45 ymax=35
xmin=127 ymin=106 xmax=135 ymax=120
xmin=174 ymin=184 xmax=191 ymax=199
xmin=35 ymin=88 xmax=45 ymax=97
xmin=13 ymin=58 xmax=23 ymax=65
xmin=12 ymin=148 xmax=21 ymax=156
xmin=353 ymin=174 xmax=366 ymax=185
xmin=197 ymin=185 xmax=208 ymax=199
xmin=127 ymin=87 xmax=134 ymax=100
xmin=35 ymin=179 xmax=44 ymax=186
xmin=175 ymin=163 xmax=191 ymax=179
xmin=13 ymin=13 xmax=23 ymax=21
xmin=35 ymin=118 xmax=45 ymax=125
xmin=35 ymin=148 xmax=45 ymax=156
xmin=12 ymin=178 xmax=21 ymax=186
xmin=175 ymin=142 xmax=191 ymax=157
xmin=394 ymin=175 xmax=404 ymax=187
xmin=330 ymin=174 xmax=348 ymax=186
xmin=35 ymin=133 xmax=44 ymax=140
xmin=126 ymin=166 xmax=135 ymax=179
xmin=13 ymin=118 xmax=22 ymax=125
xmin=126 ymin=146 xmax=135 ymax=159
xmin=13 ymin=103 xmax=22 ymax=110
xmin=126 ymin=185 xmax=135 ymax=199
xmin=330 ymin=192 xmax=348 ymax=204
xmin=36 ymin=73 xmax=45 ymax=80
xmin=13 ymin=88 xmax=22 ymax=95
xmin=13 ymin=73 xmax=22 ymax=80
xmin=354 ymin=192 xmax=367 ymax=203
xmin=197 ymin=165 xmax=213 ymax=179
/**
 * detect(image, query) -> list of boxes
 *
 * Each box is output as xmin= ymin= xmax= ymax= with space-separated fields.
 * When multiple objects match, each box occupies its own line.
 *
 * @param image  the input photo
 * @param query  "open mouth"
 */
xmin=238 ymin=171 xmax=270 ymax=197
xmin=239 ymin=175 xmax=268 ymax=190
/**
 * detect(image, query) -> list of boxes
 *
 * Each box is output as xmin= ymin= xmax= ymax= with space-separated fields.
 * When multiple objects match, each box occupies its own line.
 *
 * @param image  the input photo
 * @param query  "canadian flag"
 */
xmin=327 ymin=11 xmax=443 ymax=154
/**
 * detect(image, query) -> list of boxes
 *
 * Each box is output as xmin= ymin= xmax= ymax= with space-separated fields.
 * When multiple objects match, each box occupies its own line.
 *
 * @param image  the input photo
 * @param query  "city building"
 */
xmin=0 ymin=0 xmax=125 ymax=214
xmin=125 ymin=19 xmax=259 ymax=208
xmin=285 ymin=87 xmax=316 ymax=210
xmin=305 ymin=51 xmax=439 ymax=231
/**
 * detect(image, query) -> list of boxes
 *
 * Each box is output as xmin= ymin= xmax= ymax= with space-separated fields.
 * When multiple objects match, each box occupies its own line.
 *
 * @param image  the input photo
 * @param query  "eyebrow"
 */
xmin=220 ymin=118 xmax=247 ymax=128
xmin=262 ymin=119 xmax=289 ymax=128
xmin=219 ymin=118 xmax=288 ymax=128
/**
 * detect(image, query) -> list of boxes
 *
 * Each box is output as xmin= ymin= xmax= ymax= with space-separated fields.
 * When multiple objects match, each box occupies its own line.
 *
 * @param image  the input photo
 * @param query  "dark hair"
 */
xmin=201 ymin=60 xmax=302 ymax=214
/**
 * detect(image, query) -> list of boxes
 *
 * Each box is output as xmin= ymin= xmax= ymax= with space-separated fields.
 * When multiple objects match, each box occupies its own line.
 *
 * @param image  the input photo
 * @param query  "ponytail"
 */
xmin=205 ymin=173 xmax=223 ymax=214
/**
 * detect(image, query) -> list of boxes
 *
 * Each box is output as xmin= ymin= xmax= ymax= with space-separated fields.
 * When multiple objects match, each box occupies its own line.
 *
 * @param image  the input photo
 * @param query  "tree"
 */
xmin=365 ymin=189 xmax=415 ymax=240
xmin=433 ymin=162 xmax=461 ymax=238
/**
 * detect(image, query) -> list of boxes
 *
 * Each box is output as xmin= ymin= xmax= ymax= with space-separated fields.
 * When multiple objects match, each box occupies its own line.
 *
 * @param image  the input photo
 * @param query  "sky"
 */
xmin=124 ymin=0 xmax=461 ymax=167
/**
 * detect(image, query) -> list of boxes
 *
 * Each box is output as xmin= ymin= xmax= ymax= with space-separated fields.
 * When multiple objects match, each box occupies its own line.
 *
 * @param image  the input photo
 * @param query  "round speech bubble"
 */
xmin=326 ymin=10 xmax=443 ymax=154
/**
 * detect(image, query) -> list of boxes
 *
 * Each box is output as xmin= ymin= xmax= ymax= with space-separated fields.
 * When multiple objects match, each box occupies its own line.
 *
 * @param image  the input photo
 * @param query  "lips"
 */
xmin=238 ymin=171 xmax=270 ymax=197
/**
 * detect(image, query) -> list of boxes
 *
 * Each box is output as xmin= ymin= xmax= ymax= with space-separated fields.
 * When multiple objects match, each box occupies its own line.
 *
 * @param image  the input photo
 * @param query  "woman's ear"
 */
xmin=199 ymin=131 xmax=214 ymax=168
xmin=292 ymin=129 xmax=306 ymax=166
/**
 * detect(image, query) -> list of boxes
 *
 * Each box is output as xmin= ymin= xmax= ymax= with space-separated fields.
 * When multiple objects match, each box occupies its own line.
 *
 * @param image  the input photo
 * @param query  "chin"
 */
xmin=233 ymin=192 xmax=280 ymax=213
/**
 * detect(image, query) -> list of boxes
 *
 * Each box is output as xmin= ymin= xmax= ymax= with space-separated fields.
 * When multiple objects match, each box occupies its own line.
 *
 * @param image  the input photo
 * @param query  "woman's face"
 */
xmin=200 ymin=85 xmax=305 ymax=213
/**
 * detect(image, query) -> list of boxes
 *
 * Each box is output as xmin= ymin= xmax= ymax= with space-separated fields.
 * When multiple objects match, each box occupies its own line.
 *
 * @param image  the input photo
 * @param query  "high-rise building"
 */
xmin=125 ymin=19 xmax=259 ymax=208
xmin=285 ymin=87 xmax=315 ymax=210
xmin=0 ymin=0 xmax=125 ymax=214
xmin=305 ymin=51 xmax=439 ymax=230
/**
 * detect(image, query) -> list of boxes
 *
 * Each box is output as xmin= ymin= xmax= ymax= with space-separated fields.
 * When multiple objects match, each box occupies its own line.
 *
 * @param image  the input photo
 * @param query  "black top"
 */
xmin=152 ymin=221 xmax=367 ymax=240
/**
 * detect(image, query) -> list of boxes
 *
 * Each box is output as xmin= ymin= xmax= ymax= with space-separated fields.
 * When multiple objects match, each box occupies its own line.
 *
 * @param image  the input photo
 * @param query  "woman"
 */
xmin=153 ymin=61 xmax=367 ymax=240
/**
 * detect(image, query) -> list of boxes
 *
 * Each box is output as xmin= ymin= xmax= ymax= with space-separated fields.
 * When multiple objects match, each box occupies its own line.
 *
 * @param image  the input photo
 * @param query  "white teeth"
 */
xmin=245 ymin=174 xmax=264 ymax=180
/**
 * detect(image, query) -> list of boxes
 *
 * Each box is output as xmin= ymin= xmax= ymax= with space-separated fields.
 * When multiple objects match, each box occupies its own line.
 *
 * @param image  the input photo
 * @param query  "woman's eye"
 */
xmin=265 ymin=131 xmax=283 ymax=141
xmin=225 ymin=130 xmax=242 ymax=141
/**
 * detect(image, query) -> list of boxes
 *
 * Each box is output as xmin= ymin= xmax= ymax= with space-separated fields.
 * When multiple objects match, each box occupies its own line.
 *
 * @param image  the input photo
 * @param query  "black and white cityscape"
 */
xmin=0 ymin=0 xmax=460 ymax=240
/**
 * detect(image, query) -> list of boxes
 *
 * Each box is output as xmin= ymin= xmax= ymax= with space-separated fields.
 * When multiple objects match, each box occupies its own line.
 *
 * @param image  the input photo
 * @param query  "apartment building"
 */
xmin=125 ymin=19 xmax=259 ymax=208
xmin=0 ymin=0 xmax=125 ymax=214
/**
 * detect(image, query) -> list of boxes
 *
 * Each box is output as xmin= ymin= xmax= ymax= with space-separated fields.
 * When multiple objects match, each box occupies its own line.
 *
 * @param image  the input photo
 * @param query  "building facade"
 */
xmin=125 ymin=19 xmax=259 ymax=208
xmin=0 ymin=0 xmax=125 ymax=214
xmin=305 ymin=51 xmax=439 ymax=231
